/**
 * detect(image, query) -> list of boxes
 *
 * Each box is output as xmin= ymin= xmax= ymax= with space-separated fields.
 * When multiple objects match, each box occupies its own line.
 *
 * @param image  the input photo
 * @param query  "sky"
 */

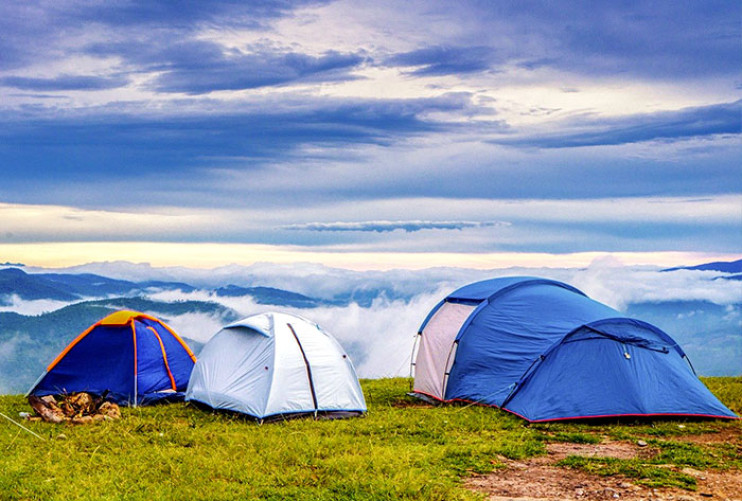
xmin=1 ymin=0 xmax=740 ymax=270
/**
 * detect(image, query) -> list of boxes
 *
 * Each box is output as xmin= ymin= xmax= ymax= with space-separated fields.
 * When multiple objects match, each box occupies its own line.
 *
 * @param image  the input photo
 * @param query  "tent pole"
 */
xmin=287 ymin=323 xmax=319 ymax=416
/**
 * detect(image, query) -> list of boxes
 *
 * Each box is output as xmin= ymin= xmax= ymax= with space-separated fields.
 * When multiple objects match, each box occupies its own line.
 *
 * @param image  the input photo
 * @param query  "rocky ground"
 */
xmin=467 ymin=436 xmax=742 ymax=501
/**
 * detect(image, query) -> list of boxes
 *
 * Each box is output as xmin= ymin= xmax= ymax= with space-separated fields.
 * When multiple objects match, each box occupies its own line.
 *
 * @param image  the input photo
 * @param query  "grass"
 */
xmin=1 ymin=377 xmax=740 ymax=500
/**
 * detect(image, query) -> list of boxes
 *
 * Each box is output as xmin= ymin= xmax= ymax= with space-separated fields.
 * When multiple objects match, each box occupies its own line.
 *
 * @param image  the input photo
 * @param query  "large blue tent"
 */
xmin=28 ymin=310 xmax=197 ymax=406
xmin=411 ymin=277 xmax=737 ymax=422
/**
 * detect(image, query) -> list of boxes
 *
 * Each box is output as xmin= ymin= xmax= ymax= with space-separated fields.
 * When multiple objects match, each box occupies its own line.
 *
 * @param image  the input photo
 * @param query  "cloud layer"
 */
xmin=0 ymin=0 xmax=739 ymax=259
xmin=3 ymin=260 xmax=740 ymax=378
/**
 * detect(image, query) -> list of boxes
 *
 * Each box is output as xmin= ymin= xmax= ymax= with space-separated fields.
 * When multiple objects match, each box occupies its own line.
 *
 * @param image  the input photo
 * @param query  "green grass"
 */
xmin=1 ymin=377 xmax=740 ymax=500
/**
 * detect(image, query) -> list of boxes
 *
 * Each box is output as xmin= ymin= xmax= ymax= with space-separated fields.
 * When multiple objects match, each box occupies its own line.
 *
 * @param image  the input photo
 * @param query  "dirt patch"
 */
xmin=545 ymin=442 xmax=652 ymax=461
xmin=673 ymin=428 xmax=742 ymax=445
xmin=466 ymin=442 xmax=742 ymax=501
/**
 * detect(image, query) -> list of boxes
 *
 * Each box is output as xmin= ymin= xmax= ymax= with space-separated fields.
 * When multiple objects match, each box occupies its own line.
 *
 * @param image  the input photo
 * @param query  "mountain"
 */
xmin=0 ymin=268 xmax=79 ymax=303
xmin=662 ymin=259 xmax=742 ymax=273
xmin=0 ymin=267 xmax=197 ymax=304
xmin=214 ymin=285 xmax=335 ymax=308
xmin=0 ymin=297 xmax=240 ymax=394
xmin=0 ymin=267 xmax=336 ymax=308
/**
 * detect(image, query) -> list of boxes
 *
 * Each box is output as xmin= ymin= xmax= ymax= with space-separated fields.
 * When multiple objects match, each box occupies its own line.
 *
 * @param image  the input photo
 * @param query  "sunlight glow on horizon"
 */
xmin=2 ymin=242 xmax=739 ymax=271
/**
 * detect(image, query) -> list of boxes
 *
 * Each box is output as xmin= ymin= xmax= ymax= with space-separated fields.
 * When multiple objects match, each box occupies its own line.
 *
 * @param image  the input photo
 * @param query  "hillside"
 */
xmin=0 ymin=378 xmax=739 ymax=500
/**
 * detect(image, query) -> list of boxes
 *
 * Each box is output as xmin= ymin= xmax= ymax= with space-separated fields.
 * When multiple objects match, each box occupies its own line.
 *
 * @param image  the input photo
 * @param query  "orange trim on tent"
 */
xmin=148 ymin=326 xmax=177 ymax=391
xmin=99 ymin=310 xmax=162 ymax=326
xmin=158 ymin=321 xmax=197 ymax=363
xmin=45 ymin=313 xmax=139 ymax=372
xmin=131 ymin=320 xmax=138 ymax=388
xmin=45 ymin=309 xmax=195 ymax=373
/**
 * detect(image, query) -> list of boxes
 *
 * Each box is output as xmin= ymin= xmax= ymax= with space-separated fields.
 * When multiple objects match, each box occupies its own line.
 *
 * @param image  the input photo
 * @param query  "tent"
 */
xmin=186 ymin=312 xmax=366 ymax=421
xmin=411 ymin=277 xmax=738 ymax=422
xmin=28 ymin=310 xmax=197 ymax=406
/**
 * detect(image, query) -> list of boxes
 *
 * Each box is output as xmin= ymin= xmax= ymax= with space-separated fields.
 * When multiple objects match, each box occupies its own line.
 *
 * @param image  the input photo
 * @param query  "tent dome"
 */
xmin=186 ymin=312 xmax=366 ymax=421
xmin=28 ymin=310 xmax=197 ymax=406
xmin=412 ymin=277 xmax=737 ymax=422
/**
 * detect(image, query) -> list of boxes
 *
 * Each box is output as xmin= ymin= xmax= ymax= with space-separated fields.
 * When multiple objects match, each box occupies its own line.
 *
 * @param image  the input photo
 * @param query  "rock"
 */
xmin=681 ymin=467 xmax=707 ymax=480
xmin=56 ymin=433 xmax=67 ymax=440
xmin=618 ymin=482 xmax=632 ymax=489
xmin=604 ymin=487 xmax=620 ymax=499
xmin=575 ymin=488 xmax=585 ymax=496
xmin=637 ymin=440 xmax=648 ymax=447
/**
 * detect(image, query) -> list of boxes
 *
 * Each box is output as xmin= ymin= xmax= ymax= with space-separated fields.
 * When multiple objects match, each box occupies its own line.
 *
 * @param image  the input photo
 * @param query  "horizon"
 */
xmin=2 ymin=245 xmax=742 ymax=271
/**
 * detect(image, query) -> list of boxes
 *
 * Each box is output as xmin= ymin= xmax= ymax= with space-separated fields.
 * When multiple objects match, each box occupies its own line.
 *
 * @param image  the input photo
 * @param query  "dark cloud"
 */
xmin=374 ymin=2 xmax=740 ymax=81
xmin=151 ymin=47 xmax=366 ymax=94
xmin=496 ymin=101 xmax=742 ymax=148
xmin=0 ymin=93 xmax=477 ymax=182
xmin=0 ymin=0 xmax=328 ymax=71
xmin=0 ymin=74 xmax=129 ymax=91
xmin=386 ymin=46 xmax=494 ymax=76
xmin=283 ymin=221 xmax=508 ymax=233
xmin=71 ymin=0 xmax=328 ymax=29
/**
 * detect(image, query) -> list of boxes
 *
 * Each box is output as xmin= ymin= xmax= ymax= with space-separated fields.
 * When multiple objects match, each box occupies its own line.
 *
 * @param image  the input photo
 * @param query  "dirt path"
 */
xmin=466 ymin=441 xmax=742 ymax=501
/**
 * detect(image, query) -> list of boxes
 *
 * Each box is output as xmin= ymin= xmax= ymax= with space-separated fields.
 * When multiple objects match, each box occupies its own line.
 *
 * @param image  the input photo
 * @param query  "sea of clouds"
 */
xmin=6 ymin=258 xmax=742 ymax=378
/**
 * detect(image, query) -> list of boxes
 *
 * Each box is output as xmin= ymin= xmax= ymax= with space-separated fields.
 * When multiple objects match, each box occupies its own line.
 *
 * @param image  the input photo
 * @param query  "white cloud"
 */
xmin=0 ymin=294 xmax=74 ymax=316
xmin=146 ymin=288 xmax=446 ymax=378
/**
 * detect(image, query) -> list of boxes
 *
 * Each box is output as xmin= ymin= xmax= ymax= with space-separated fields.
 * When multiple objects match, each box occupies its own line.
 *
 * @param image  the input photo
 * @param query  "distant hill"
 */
xmin=214 ymin=285 xmax=337 ymax=308
xmin=663 ymin=259 xmax=742 ymax=273
xmin=0 ymin=268 xmax=79 ymax=303
xmin=0 ymin=267 xmax=336 ymax=308
xmin=0 ymin=267 xmax=195 ymax=304
xmin=0 ymin=297 xmax=239 ymax=394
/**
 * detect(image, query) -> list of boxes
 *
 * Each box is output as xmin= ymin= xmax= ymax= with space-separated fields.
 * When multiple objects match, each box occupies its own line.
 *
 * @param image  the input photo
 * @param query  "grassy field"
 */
xmin=1 ymin=377 xmax=740 ymax=500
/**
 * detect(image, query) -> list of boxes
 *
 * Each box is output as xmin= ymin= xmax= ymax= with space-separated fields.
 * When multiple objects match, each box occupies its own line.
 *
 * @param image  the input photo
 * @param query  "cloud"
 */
xmin=4 ymin=261 xmax=741 ymax=378
xmin=31 ymin=260 xmax=742 ymax=307
xmin=147 ymin=287 xmax=445 ymax=378
xmin=497 ymin=100 xmax=742 ymax=148
xmin=385 ymin=45 xmax=494 ymax=76
xmin=87 ymin=37 xmax=367 ymax=94
xmin=0 ymin=74 xmax=129 ymax=91
xmin=283 ymin=220 xmax=509 ymax=233
xmin=0 ymin=0 xmax=327 ymax=70
xmin=152 ymin=48 xmax=366 ymax=94
xmin=75 ymin=0 xmax=335 ymax=32
xmin=0 ymin=294 xmax=75 ymax=316
xmin=0 ymin=93 xmax=478 ymax=187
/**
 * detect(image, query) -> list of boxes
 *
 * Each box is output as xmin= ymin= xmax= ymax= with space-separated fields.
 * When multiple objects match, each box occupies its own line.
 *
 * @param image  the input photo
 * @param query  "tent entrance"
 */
xmin=413 ymin=301 xmax=477 ymax=400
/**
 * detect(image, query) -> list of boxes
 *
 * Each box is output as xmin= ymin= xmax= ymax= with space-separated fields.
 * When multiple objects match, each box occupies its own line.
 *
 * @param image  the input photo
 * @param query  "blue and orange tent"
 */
xmin=412 ymin=277 xmax=738 ymax=422
xmin=28 ymin=310 xmax=196 ymax=406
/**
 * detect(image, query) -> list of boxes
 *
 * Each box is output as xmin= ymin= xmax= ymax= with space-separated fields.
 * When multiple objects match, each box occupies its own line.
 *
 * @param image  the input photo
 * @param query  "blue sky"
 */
xmin=1 ymin=0 xmax=740 ymax=269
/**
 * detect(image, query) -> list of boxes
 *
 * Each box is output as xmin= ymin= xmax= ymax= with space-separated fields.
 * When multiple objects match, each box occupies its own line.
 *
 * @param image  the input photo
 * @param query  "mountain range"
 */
xmin=662 ymin=258 xmax=742 ymax=273
xmin=0 ymin=267 xmax=338 ymax=308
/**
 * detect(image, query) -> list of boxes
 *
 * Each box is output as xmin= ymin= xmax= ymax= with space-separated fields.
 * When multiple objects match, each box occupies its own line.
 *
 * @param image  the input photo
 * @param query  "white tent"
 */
xmin=186 ymin=312 xmax=366 ymax=421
